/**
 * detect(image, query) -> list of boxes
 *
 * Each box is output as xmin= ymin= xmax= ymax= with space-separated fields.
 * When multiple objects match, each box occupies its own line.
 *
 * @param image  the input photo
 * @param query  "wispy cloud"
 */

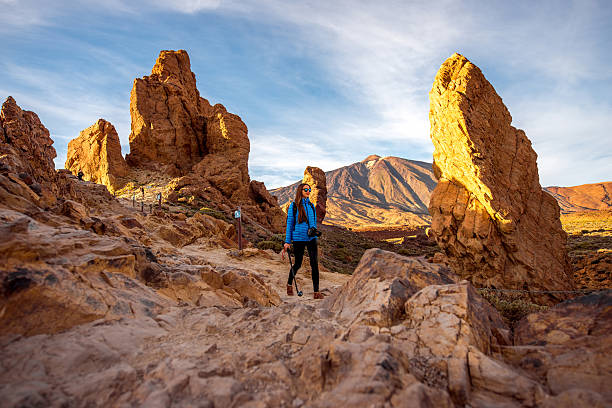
xmin=1 ymin=0 xmax=610 ymax=188
xmin=223 ymin=0 xmax=612 ymax=187
xmin=148 ymin=0 xmax=222 ymax=13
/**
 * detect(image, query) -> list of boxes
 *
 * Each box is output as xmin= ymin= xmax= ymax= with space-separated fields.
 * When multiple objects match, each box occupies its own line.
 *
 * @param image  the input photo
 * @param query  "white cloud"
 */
xmin=2 ymin=0 xmax=610 ymax=188
xmin=148 ymin=0 xmax=222 ymax=13
xmin=223 ymin=0 xmax=612 ymax=187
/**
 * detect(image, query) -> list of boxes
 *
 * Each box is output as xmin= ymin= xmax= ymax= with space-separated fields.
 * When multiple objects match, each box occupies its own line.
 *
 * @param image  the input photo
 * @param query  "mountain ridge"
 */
xmin=271 ymin=155 xmax=612 ymax=229
xmin=270 ymin=155 xmax=436 ymax=229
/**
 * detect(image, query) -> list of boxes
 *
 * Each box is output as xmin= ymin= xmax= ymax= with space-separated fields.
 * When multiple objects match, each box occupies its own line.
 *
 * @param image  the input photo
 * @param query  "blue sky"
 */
xmin=1 ymin=0 xmax=611 ymax=189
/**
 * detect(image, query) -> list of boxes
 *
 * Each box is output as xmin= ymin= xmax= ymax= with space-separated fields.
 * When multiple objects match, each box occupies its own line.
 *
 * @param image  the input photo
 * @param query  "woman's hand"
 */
xmin=281 ymin=243 xmax=290 ymax=260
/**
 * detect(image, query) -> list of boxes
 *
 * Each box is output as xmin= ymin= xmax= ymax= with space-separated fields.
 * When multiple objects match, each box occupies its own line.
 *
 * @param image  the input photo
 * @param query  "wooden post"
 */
xmin=157 ymin=193 xmax=162 ymax=209
xmin=238 ymin=216 xmax=242 ymax=250
xmin=132 ymin=194 xmax=135 ymax=207
xmin=141 ymin=201 xmax=144 ymax=213
xmin=234 ymin=207 xmax=242 ymax=250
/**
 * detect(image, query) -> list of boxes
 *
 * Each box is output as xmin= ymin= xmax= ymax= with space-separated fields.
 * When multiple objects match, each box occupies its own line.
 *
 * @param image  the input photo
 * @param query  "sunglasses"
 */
xmin=303 ymin=188 xmax=311 ymax=192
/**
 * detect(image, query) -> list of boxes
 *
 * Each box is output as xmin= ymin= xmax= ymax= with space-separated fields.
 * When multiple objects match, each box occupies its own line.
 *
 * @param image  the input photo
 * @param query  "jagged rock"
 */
xmin=0 ymin=209 xmax=172 ymax=336
xmin=144 ymin=211 xmax=236 ymax=248
xmin=218 ymin=267 xmax=281 ymax=307
xmin=428 ymin=53 xmax=573 ymax=302
xmin=191 ymin=102 xmax=251 ymax=201
xmin=0 ymin=97 xmax=59 ymax=208
xmin=303 ymin=166 xmax=327 ymax=223
xmin=325 ymin=248 xmax=457 ymax=326
xmin=0 ymin=97 xmax=57 ymax=189
xmin=249 ymin=180 xmax=278 ymax=207
xmin=506 ymin=291 xmax=612 ymax=403
xmin=65 ymin=119 xmax=128 ymax=192
xmin=127 ymin=50 xmax=285 ymax=232
xmin=126 ymin=50 xmax=250 ymax=191
xmin=402 ymin=281 xmax=511 ymax=359
xmin=126 ymin=50 xmax=205 ymax=172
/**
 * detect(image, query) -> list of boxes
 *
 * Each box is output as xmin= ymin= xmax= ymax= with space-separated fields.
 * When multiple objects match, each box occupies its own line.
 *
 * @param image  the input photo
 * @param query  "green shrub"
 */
xmin=256 ymin=240 xmax=283 ymax=253
xmin=398 ymin=248 xmax=419 ymax=256
xmin=477 ymin=289 xmax=548 ymax=326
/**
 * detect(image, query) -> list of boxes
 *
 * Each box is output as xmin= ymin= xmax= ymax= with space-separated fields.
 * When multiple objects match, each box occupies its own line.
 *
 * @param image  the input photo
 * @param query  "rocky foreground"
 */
xmin=1 ymin=51 xmax=611 ymax=407
xmin=1 ymin=243 xmax=610 ymax=407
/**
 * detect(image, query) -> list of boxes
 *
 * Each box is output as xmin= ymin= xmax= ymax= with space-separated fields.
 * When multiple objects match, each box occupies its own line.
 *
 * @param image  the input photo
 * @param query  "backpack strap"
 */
xmin=292 ymin=200 xmax=316 ymax=232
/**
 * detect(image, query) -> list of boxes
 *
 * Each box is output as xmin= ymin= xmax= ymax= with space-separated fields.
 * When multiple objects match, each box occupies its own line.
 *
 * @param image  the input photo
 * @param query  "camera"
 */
xmin=307 ymin=227 xmax=322 ymax=238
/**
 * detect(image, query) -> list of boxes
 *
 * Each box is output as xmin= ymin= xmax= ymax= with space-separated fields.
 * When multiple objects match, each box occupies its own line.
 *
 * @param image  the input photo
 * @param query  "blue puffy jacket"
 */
xmin=285 ymin=198 xmax=317 ymax=243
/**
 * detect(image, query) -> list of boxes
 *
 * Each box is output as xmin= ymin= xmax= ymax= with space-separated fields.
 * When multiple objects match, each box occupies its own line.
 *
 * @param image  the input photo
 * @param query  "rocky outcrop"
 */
xmin=1 ymin=221 xmax=609 ymax=407
xmin=65 ymin=119 xmax=128 ymax=192
xmin=428 ymin=53 xmax=573 ymax=302
xmin=325 ymin=248 xmax=457 ymax=326
xmin=0 ymin=207 xmax=173 ymax=336
xmin=508 ymin=291 xmax=612 ymax=406
xmin=191 ymin=102 xmax=251 ymax=201
xmin=303 ymin=166 xmax=327 ymax=223
xmin=0 ymin=97 xmax=58 ymax=205
xmin=124 ymin=50 xmax=283 ymax=232
xmin=249 ymin=180 xmax=278 ymax=208
xmin=126 ymin=50 xmax=206 ymax=172
xmin=126 ymin=50 xmax=250 ymax=193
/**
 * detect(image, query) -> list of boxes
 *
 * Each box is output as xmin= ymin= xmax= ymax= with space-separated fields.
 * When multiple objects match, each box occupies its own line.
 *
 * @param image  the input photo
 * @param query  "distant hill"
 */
xmin=545 ymin=182 xmax=612 ymax=213
xmin=269 ymin=155 xmax=436 ymax=229
xmin=270 ymin=156 xmax=611 ymax=229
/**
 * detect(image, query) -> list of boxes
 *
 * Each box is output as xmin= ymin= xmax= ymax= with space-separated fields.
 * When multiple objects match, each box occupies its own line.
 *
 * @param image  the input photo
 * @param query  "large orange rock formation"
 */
xmin=428 ymin=53 xmax=574 ymax=301
xmin=126 ymin=49 xmax=250 ymax=193
xmin=65 ymin=119 xmax=128 ymax=192
xmin=63 ymin=50 xmax=284 ymax=232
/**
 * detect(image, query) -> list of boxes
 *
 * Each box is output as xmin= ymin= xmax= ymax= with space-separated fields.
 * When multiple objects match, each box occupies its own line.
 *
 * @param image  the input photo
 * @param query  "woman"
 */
xmin=283 ymin=183 xmax=323 ymax=299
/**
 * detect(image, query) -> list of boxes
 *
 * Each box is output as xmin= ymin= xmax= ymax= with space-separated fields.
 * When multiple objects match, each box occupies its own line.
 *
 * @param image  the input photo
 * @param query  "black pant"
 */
xmin=288 ymin=240 xmax=319 ymax=292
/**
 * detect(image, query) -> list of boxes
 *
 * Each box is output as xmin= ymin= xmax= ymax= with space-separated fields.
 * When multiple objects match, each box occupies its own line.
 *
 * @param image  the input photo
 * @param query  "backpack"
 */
xmin=292 ymin=201 xmax=315 ymax=232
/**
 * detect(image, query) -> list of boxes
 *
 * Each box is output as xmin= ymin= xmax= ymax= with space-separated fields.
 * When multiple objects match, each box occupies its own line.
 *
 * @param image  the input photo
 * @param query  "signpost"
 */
xmin=156 ymin=192 xmax=162 ymax=209
xmin=234 ymin=207 xmax=242 ymax=250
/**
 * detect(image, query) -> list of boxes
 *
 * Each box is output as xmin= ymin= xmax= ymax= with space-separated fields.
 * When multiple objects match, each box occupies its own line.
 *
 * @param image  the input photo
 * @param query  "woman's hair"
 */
xmin=293 ymin=183 xmax=310 ymax=224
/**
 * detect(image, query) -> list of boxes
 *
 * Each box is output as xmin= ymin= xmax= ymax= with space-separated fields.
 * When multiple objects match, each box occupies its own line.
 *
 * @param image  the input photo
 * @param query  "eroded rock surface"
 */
xmin=126 ymin=49 xmax=250 ymax=188
xmin=508 ymin=291 xmax=612 ymax=404
xmin=126 ymin=49 xmax=207 ymax=172
xmin=0 ymin=96 xmax=59 ymax=206
xmin=121 ymin=49 xmax=285 ymax=232
xmin=428 ymin=53 xmax=573 ymax=302
xmin=65 ymin=119 xmax=128 ymax=192
xmin=325 ymin=248 xmax=457 ymax=327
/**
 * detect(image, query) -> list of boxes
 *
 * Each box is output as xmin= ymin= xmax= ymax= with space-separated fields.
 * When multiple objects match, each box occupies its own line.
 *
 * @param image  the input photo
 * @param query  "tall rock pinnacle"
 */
xmin=303 ymin=166 xmax=327 ymax=223
xmin=126 ymin=49 xmax=250 ymax=188
xmin=427 ymin=53 xmax=573 ymax=302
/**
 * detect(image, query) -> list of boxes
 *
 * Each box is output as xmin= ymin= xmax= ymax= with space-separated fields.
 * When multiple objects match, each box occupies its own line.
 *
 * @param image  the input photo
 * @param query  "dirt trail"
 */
xmin=180 ymin=245 xmax=351 ymax=302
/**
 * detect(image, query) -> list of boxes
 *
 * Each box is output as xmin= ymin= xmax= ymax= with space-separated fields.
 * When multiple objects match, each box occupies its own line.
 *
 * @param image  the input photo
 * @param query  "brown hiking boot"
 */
xmin=313 ymin=291 xmax=324 ymax=299
xmin=287 ymin=285 xmax=294 ymax=296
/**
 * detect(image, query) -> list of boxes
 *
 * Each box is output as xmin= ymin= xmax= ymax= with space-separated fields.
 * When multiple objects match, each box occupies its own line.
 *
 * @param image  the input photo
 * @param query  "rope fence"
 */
xmin=476 ymin=287 xmax=610 ymax=294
